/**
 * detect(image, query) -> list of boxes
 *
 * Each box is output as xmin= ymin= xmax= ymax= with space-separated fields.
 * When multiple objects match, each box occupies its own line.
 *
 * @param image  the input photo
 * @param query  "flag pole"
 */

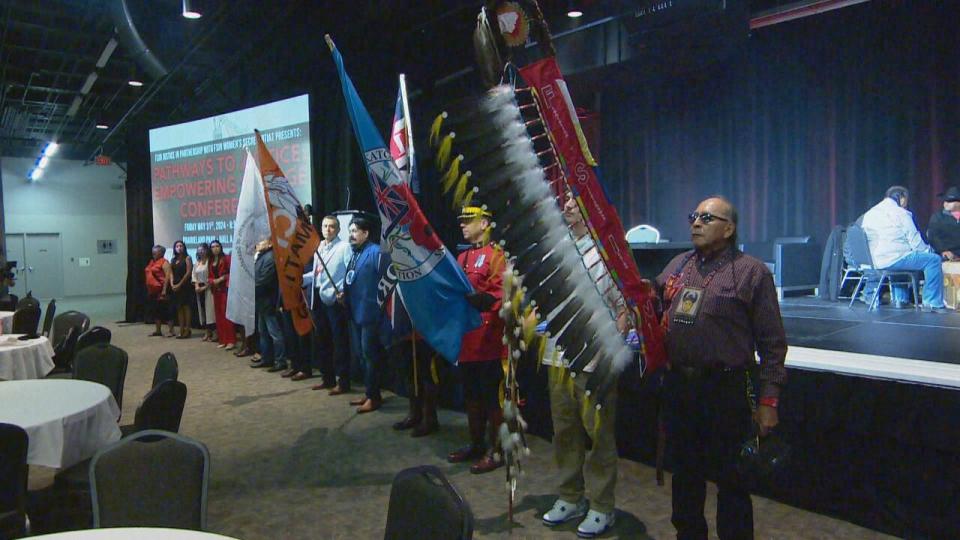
xmin=398 ymin=73 xmax=416 ymax=191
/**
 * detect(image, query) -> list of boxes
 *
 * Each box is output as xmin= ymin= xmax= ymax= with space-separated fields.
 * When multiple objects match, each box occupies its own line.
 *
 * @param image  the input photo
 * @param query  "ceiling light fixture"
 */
xmin=43 ymin=142 xmax=59 ymax=157
xmin=182 ymin=0 xmax=202 ymax=19
xmin=128 ymin=79 xmax=144 ymax=87
xmin=80 ymin=72 xmax=98 ymax=95
xmin=96 ymin=123 xmax=109 ymax=130
xmin=95 ymin=38 xmax=119 ymax=69
xmin=29 ymin=168 xmax=43 ymax=181
xmin=38 ymin=156 xmax=49 ymax=168
xmin=567 ymin=9 xmax=583 ymax=18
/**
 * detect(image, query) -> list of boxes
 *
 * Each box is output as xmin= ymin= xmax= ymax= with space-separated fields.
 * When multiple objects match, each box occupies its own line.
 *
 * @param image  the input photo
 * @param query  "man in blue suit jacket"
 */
xmin=338 ymin=215 xmax=390 ymax=413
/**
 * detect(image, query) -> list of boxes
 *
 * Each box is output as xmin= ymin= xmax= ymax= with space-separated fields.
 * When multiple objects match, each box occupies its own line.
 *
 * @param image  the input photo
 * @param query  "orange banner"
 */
xmin=255 ymin=130 xmax=320 ymax=336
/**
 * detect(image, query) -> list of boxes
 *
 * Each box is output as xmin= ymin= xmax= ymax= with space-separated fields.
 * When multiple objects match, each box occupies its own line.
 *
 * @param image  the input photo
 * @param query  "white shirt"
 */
xmin=301 ymin=237 xmax=351 ymax=308
xmin=861 ymin=198 xmax=932 ymax=268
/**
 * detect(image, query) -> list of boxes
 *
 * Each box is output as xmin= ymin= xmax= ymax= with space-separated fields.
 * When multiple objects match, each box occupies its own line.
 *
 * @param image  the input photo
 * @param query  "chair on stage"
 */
xmin=120 ymin=380 xmax=188 ymax=437
xmin=73 ymin=343 xmax=128 ymax=410
xmin=40 ymin=299 xmax=56 ymax=338
xmin=384 ymin=465 xmax=473 ymax=540
xmin=75 ymin=327 xmax=112 ymax=356
xmin=0 ymin=423 xmax=29 ymax=539
xmin=89 ymin=430 xmax=210 ymax=530
xmin=152 ymin=352 xmax=179 ymax=389
xmin=625 ymin=224 xmax=661 ymax=244
xmin=10 ymin=305 xmax=41 ymax=335
xmin=844 ymin=224 xmax=919 ymax=311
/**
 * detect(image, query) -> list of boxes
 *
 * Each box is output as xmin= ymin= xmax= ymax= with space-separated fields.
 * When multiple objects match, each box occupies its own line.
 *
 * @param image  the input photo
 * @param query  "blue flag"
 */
xmin=327 ymin=37 xmax=480 ymax=364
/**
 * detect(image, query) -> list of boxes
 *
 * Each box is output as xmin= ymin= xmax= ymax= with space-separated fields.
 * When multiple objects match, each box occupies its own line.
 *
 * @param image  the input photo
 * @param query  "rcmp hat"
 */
xmin=458 ymin=205 xmax=493 ymax=220
xmin=938 ymin=186 xmax=960 ymax=202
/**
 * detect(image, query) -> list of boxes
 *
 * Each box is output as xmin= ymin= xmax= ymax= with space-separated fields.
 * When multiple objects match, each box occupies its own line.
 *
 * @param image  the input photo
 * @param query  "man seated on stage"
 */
xmin=861 ymin=186 xmax=946 ymax=312
xmin=447 ymin=205 xmax=507 ymax=474
xmin=656 ymin=196 xmax=786 ymax=540
xmin=541 ymin=192 xmax=628 ymax=538
xmin=927 ymin=186 xmax=960 ymax=262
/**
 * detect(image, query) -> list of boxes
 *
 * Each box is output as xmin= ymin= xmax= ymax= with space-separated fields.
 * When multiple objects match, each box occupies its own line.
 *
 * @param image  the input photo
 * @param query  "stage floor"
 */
xmin=781 ymin=297 xmax=960 ymax=364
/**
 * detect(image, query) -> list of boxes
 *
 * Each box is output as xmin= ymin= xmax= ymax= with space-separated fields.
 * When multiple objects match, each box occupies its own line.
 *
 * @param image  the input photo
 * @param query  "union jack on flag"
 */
xmin=372 ymin=167 xmax=408 ymax=237
xmin=389 ymin=87 xmax=419 ymax=194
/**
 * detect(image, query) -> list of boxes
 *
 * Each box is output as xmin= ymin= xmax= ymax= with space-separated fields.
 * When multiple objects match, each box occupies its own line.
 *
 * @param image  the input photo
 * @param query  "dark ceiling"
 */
xmin=0 ymin=0 xmax=818 ymax=163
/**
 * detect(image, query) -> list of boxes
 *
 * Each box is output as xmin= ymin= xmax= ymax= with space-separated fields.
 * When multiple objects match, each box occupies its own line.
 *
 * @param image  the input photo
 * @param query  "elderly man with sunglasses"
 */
xmin=655 ymin=197 xmax=787 ymax=540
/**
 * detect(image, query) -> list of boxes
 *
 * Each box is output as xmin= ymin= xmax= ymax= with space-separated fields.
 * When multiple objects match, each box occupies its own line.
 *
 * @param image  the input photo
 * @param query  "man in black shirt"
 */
xmin=927 ymin=186 xmax=960 ymax=261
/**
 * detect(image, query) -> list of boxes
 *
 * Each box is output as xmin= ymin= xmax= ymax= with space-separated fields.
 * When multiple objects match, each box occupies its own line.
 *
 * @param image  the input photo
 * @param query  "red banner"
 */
xmin=519 ymin=57 xmax=667 ymax=372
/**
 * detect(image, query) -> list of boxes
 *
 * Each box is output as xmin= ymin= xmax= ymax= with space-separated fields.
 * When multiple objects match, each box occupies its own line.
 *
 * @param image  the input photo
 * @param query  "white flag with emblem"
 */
xmin=226 ymin=150 xmax=269 ymax=335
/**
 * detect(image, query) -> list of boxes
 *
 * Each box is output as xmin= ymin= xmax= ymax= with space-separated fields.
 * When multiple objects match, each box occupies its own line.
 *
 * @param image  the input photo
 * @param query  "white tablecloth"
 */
xmin=0 ymin=334 xmax=55 ymax=380
xmin=0 ymin=310 xmax=13 ymax=333
xmin=0 ymin=379 xmax=121 ymax=468
xmin=30 ymin=529 xmax=238 ymax=539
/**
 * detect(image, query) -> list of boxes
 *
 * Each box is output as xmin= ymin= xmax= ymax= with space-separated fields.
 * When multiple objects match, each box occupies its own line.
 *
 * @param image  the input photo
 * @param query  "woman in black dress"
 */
xmin=169 ymin=240 xmax=194 ymax=338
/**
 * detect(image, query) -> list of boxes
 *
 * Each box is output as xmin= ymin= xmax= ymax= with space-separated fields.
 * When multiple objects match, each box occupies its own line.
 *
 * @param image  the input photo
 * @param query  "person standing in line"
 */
xmin=208 ymin=239 xmax=236 ymax=350
xmin=306 ymin=215 xmax=352 ymax=392
xmin=657 ymin=196 xmax=787 ymax=540
xmin=169 ymin=240 xmax=194 ymax=339
xmin=192 ymin=243 xmax=216 ymax=342
xmin=145 ymin=245 xmax=173 ymax=337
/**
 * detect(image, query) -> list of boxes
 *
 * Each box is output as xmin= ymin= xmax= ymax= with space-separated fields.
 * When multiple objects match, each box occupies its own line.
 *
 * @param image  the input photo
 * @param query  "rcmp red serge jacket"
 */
xmin=457 ymin=243 xmax=506 ymax=363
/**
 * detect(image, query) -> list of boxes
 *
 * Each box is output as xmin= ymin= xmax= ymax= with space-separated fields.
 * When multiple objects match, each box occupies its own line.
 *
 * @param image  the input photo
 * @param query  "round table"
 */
xmin=0 ymin=379 xmax=121 ymax=468
xmin=0 ymin=310 xmax=13 ymax=333
xmin=30 ymin=529 xmax=239 ymax=539
xmin=0 ymin=334 xmax=55 ymax=380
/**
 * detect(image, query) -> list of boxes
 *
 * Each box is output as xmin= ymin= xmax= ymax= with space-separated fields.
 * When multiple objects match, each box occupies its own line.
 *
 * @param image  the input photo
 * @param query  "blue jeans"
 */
xmin=349 ymin=319 xmax=384 ymax=401
xmin=884 ymin=252 xmax=945 ymax=308
xmin=257 ymin=308 xmax=286 ymax=366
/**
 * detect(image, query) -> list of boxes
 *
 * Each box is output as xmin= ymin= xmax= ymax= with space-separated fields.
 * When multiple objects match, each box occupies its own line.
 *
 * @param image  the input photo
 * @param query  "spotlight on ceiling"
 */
xmin=128 ymin=79 xmax=144 ymax=87
xmin=29 ymin=168 xmax=43 ymax=181
xmin=42 ymin=142 xmax=59 ymax=157
xmin=567 ymin=9 xmax=583 ymax=18
xmin=38 ymin=156 xmax=49 ymax=168
xmin=182 ymin=0 xmax=202 ymax=19
xmin=96 ymin=124 xmax=109 ymax=130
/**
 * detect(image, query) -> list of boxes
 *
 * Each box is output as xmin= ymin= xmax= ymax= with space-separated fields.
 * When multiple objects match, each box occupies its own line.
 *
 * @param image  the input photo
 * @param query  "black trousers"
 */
xmin=460 ymin=360 xmax=503 ymax=410
xmin=393 ymin=338 xmax=438 ymax=397
xmin=312 ymin=295 xmax=350 ymax=387
xmin=664 ymin=367 xmax=755 ymax=540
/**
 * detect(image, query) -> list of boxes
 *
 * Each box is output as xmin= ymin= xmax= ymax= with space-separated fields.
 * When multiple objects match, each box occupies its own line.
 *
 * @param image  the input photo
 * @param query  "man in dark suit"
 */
xmin=251 ymin=239 xmax=287 ymax=369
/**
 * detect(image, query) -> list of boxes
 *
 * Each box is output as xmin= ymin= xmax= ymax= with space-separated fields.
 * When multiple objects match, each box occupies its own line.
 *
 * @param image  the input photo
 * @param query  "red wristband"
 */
xmin=759 ymin=397 xmax=779 ymax=408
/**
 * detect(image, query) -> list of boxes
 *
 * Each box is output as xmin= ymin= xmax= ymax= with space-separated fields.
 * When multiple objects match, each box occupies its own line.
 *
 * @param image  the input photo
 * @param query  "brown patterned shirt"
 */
xmin=656 ymin=247 xmax=787 ymax=398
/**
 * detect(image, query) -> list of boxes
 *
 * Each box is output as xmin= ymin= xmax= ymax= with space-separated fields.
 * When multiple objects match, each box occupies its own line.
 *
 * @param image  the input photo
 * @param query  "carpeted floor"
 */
xmin=28 ymin=321 xmax=896 ymax=539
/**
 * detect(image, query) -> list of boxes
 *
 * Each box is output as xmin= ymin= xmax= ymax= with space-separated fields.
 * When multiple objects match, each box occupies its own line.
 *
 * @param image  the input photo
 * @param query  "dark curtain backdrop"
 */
xmin=601 ymin=0 xmax=960 ymax=245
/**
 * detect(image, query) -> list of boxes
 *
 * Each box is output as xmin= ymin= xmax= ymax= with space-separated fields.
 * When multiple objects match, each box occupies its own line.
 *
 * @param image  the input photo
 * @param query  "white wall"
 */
xmin=1 ymin=156 xmax=127 ymax=298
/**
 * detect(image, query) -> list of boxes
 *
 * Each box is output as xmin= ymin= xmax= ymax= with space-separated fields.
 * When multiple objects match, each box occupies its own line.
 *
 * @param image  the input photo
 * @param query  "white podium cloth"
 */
xmin=0 ymin=334 xmax=55 ymax=380
xmin=0 ymin=379 xmax=121 ymax=468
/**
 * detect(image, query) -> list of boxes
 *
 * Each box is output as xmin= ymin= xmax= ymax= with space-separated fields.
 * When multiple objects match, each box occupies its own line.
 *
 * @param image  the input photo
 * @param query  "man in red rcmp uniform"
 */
xmin=447 ymin=205 xmax=507 ymax=474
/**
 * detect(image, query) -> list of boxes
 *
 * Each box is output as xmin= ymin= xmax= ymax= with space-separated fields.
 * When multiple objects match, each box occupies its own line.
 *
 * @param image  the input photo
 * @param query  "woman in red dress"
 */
xmin=208 ymin=240 xmax=236 ymax=350
xmin=145 ymin=244 xmax=173 ymax=337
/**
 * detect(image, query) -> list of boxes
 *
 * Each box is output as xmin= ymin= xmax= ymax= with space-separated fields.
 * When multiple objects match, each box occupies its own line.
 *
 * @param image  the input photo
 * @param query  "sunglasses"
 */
xmin=688 ymin=212 xmax=730 ymax=225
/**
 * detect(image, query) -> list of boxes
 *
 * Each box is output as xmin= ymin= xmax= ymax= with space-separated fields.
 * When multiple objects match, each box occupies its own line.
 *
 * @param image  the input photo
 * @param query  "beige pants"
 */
xmin=944 ymin=261 xmax=960 ymax=309
xmin=548 ymin=366 xmax=619 ymax=513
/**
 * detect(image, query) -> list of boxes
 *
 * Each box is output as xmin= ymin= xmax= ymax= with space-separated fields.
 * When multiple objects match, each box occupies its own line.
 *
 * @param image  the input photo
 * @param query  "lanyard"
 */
xmin=661 ymin=251 xmax=730 ymax=329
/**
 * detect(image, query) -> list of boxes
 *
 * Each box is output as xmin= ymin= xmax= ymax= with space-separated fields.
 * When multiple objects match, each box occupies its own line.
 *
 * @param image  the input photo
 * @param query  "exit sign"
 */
xmin=95 ymin=155 xmax=112 ymax=166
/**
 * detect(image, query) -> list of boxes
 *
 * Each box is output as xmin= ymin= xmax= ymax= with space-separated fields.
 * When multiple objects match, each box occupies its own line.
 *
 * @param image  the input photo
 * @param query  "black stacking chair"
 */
xmin=152 ymin=352 xmax=179 ymax=389
xmin=845 ymin=224 xmax=919 ymax=311
xmin=120 ymin=380 xmax=188 ymax=437
xmin=48 ymin=325 xmax=80 ymax=376
xmin=73 ymin=343 xmax=128 ymax=410
xmin=41 ymin=298 xmax=56 ymax=337
xmin=15 ymin=293 xmax=39 ymax=312
xmin=0 ymin=423 xmax=29 ymax=539
xmin=75 ymin=326 xmax=112 ymax=355
xmin=51 ymin=311 xmax=91 ymax=349
xmin=10 ymin=305 xmax=41 ymax=335
xmin=384 ymin=465 xmax=473 ymax=540
xmin=89 ymin=430 xmax=210 ymax=530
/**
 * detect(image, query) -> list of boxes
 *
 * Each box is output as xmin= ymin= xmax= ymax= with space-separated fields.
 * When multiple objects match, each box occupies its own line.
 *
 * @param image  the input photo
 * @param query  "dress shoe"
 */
xmin=349 ymin=397 xmax=367 ymax=406
xmin=291 ymin=372 xmax=312 ymax=381
xmin=470 ymin=453 xmax=504 ymax=474
xmin=311 ymin=381 xmax=336 ymax=391
xmin=234 ymin=347 xmax=252 ymax=357
xmin=249 ymin=360 xmax=273 ymax=369
xmin=447 ymin=444 xmax=485 ymax=463
xmin=328 ymin=385 xmax=349 ymax=396
xmin=411 ymin=419 xmax=438 ymax=438
xmin=357 ymin=398 xmax=381 ymax=413
xmin=393 ymin=416 xmax=420 ymax=431
xmin=280 ymin=368 xmax=297 ymax=378
xmin=266 ymin=364 xmax=288 ymax=373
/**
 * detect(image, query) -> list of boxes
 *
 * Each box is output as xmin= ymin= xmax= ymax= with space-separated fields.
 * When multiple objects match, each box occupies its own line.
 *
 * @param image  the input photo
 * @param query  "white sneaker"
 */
xmin=542 ymin=498 xmax=588 ymax=526
xmin=576 ymin=509 xmax=615 ymax=538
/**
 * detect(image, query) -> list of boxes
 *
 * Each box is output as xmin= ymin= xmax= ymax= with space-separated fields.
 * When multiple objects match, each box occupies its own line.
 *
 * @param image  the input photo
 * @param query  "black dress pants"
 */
xmin=664 ymin=367 xmax=755 ymax=540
